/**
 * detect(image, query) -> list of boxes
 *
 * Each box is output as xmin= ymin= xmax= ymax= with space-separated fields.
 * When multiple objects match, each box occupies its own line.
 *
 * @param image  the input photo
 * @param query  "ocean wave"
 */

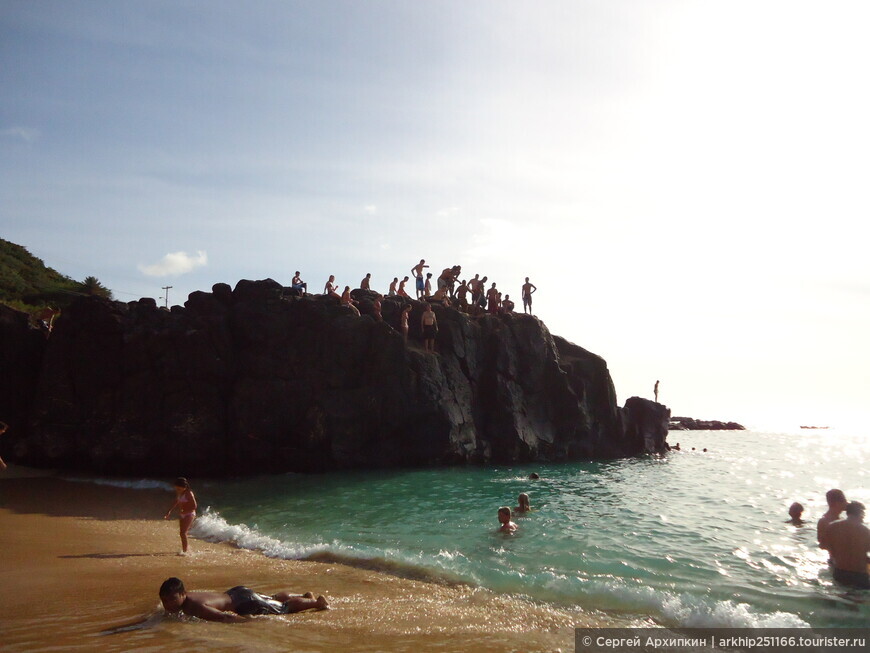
xmin=64 ymin=476 xmax=175 ymax=491
xmin=593 ymin=580 xmax=809 ymax=628
xmin=192 ymin=509 xmax=474 ymax=586
xmin=192 ymin=509 xmax=331 ymax=559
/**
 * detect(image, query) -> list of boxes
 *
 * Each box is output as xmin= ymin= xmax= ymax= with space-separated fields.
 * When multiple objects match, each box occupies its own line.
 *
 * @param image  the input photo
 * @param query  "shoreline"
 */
xmin=0 ymin=467 xmax=611 ymax=652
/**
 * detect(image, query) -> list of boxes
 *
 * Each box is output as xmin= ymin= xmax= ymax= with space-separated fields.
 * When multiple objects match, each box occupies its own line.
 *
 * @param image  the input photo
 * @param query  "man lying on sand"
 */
xmin=159 ymin=577 xmax=328 ymax=623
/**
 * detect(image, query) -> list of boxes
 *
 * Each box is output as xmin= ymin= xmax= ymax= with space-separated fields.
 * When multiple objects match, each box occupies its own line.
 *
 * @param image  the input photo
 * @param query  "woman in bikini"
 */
xmin=165 ymin=477 xmax=197 ymax=554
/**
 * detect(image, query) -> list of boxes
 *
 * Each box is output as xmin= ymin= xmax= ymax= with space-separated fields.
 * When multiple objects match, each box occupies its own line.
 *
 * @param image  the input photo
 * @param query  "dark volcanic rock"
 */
xmin=669 ymin=416 xmax=745 ymax=430
xmin=4 ymin=280 xmax=670 ymax=475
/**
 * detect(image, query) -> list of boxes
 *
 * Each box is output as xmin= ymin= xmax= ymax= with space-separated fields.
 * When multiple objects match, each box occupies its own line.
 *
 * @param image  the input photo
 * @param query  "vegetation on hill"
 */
xmin=0 ymin=238 xmax=113 ymax=315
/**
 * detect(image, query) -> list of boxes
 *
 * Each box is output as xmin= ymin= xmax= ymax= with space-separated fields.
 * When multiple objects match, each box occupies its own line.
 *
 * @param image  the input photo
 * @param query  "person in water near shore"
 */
xmin=825 ymin=502 xmax=870 ymax=589
xmin=787 ymin=502 xmax=805 ymax=525
xmin=412 ymin=259 xmax=428 ymax=299
xmin=0 ymin=421 xmax=8 ymax=470
xmin=818 ymin=488 xmax=848 ymax=553
xmin=528 ymin=472 xmax=539 ymax=480
xmin=164 ymin=477 xmax=197 ymax=554
xmin=498 ymin=507 xmax=517 ymax=533
xmin=421 ymin=303 xmax=437 ymax=351
xmin=159 ymin=577 xmax=328 ymax=623
xmin=514 ymin=493 xmax=531 ymax=514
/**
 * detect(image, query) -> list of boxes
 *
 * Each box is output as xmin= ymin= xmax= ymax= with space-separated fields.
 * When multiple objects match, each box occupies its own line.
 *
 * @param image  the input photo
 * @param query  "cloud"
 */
xmin=364 ymin=205 xmax=377 ymax=214
xmin=1 ymin=126 xmax=41 ymax=142
xmin=139 ymin=250 xmax=208 ymax=277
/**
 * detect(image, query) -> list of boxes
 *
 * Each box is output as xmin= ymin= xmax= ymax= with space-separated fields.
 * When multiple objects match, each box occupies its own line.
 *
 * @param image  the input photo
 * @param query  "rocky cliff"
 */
xmin=0 ymin=280 xmax=669 ymax=475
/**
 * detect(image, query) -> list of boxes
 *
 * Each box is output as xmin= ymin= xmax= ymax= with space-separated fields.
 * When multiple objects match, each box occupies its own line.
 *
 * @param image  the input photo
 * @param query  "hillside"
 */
xmin=0 ymin=238 xmax=111 ymax=312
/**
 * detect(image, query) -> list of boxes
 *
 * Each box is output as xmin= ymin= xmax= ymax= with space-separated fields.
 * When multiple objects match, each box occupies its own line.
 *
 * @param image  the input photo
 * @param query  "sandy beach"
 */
xmin=0 ymin=466 xmax=606 ymax=652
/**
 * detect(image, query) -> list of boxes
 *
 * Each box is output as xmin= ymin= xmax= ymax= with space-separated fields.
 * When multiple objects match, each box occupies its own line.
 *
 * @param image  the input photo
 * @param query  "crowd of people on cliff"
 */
xmin=289 ymin=259 xmax=538 ymax=319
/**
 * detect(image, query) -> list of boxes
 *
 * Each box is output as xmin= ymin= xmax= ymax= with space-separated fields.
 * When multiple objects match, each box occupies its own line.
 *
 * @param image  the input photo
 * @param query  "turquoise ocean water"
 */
xmin=89 ymin=428 xmax=870 ymax=628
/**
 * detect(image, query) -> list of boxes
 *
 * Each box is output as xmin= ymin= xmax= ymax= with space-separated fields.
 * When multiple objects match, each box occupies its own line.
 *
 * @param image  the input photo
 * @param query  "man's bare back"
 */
xmin=826 ymin=516 xmax=870 ymax=574
xmin=160 ymin=578 xmax=328 ymax=623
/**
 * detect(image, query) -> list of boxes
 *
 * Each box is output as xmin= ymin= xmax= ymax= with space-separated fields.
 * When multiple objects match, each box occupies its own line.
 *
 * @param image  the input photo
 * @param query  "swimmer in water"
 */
xmin=514 ymin=493 xmax=531 ymax=514
xmin=787 ymin=502 xmax=805 ymax=525
xmin=159 ymin=577 xmax=328 ymax=623
xmin=164 ymin=477 xmax=197 ymax=554
xmin=497 ymin=506 xmax=517 ymax=533
xmin=528 ymin=472 xmax=540 ymax=480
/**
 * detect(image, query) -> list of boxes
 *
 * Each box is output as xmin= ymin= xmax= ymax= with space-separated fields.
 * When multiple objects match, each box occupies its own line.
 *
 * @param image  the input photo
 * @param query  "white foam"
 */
xmin=593 ymin=580 xmax=809 ymax=628
xmin=64 ymin=476 xmax=175 ymax=491
xmin=191 ymin=509 xmax=331 ymax=559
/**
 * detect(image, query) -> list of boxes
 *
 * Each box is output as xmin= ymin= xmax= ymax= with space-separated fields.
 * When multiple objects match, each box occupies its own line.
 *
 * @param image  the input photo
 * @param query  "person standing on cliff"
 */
xmin=522 ymin=277 xmax=536 ymax=314
xmin=400 ymin=304 xmax=411 ymax=342
xmin=486 ymin=283 xmax=501 ymax=314
xmin=388 ymin=277 xmax=398 ymax=296
xmin=0 ymin=421 xmax=8 ymax=471
xmin=421 ymin=303 xmax=437 ymax=351
xmin=411 ymin=259 xmax=429 ymax=299
xmin=654 ymin=380 xmax=660 ymax=403
xmin=360 ymin=273 xmax=372 ymax=290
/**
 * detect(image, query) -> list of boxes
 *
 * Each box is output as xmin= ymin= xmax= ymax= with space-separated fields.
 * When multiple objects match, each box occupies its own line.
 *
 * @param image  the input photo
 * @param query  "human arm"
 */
xmin=183 ymin=602 xmax=249 ymax=623
xmin=165 ymin=499 xmax=180 ymax=519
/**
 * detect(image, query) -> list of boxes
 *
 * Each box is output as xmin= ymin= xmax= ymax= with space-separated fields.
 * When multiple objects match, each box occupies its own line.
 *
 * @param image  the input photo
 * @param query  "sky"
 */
xmin=2 ymin=1 xmax=869 ymax=430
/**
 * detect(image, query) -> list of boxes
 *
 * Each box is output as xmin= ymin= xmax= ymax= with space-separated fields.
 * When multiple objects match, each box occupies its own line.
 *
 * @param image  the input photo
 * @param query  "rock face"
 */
xmin=1 ymin=280 xmax=669 ymax=475
xmin=668 ymin=416 xmax=745 ymax=431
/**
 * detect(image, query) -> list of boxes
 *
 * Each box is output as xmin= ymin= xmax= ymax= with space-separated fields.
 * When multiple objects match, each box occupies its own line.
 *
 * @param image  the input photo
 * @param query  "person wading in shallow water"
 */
xmin=825 ymin=502 xmax=870 ymax=589
xmin=164 ymin=477 xmax=197 ymax=554
xmin=159 ymin=577 xmax=328 ymax=622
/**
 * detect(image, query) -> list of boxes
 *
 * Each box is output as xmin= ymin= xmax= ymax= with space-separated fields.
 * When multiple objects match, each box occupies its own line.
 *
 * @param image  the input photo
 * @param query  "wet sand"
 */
xmin=0 ymin=467 xmax=607 ymax=652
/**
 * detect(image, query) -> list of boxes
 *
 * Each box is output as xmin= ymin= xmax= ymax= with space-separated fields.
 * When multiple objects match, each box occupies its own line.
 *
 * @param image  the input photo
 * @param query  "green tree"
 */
xmin=80 ymin=276 xmax=113 ymax=299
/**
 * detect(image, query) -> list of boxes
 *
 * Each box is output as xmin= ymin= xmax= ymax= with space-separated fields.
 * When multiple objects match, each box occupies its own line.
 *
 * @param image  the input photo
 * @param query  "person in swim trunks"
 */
xmin=411 ymin=259 xmax=429 ymax=299
xmin=164 ymin=477 xmax=197 ymax=554
xmin=159 ymin=577 xmax=328 ymax=623
xmin=421 ymin=303 xmax=437 ymax=351
xmin=825 ymin=501 xmax=870 ymax=589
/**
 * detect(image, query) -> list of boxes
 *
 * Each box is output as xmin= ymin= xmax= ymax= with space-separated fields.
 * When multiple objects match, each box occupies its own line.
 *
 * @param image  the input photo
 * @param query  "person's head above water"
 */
xmin=159 ymin=577 xmax=186 ymax=613
xmin=788 ymin=502 xmax=804 ymax=520
xmin=528 ymin=472 xmax=539 ymax=480
xmin=517 ymin=493 xmax=530 ymax=511
xmin=498 ymin=506 xmax=511 ymax=523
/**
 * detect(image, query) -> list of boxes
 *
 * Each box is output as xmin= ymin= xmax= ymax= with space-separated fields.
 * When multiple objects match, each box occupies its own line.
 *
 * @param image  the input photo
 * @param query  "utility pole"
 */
xmin=161 ymin=286 xmax=173 ymax=309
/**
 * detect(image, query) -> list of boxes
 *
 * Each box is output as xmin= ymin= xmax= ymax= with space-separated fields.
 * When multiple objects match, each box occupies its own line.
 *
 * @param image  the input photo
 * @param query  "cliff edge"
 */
xmin=1 ymin=280 xmax=669 ymax=475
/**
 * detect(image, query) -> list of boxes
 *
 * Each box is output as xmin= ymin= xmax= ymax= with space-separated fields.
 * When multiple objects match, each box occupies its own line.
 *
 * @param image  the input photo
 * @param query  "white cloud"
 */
xmin=139 ymin=250 xmax=208 ymax=277
xmin=1 ymin=126 xmax=41 ymax=142
xmin=364 ymin=205 xmax=377 ymax=214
